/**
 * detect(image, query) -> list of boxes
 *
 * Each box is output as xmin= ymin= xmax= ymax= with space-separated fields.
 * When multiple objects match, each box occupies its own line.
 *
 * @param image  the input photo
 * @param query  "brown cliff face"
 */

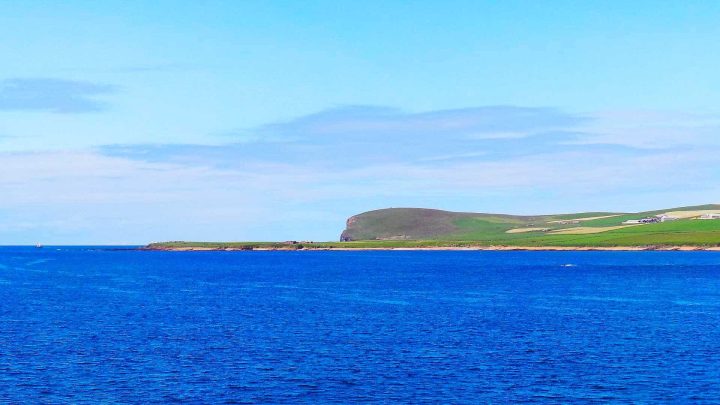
xmin=339 ymin=216 xmax=357 ymax=241
xmin=339 ymin=208 xmax=471 ymax=241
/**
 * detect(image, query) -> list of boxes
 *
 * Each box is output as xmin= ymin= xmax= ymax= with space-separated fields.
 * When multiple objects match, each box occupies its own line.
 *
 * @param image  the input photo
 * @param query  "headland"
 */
xmin=145 ymin=203 xmax=720 ymax=251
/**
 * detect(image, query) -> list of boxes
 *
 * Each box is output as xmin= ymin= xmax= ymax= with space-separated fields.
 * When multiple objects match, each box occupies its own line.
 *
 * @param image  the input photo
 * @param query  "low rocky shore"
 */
xmin=145 ymin=245 xmax=720 ymax=252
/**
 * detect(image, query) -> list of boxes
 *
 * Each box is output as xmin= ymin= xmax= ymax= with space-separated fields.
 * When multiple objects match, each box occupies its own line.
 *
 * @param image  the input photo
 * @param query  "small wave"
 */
xmin=25 ymin=259 xmax=53 ymax=266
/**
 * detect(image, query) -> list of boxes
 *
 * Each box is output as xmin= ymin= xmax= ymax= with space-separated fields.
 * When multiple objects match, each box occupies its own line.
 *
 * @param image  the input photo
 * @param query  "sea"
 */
xmin=1 ymin=247 xmax=720 ymax=403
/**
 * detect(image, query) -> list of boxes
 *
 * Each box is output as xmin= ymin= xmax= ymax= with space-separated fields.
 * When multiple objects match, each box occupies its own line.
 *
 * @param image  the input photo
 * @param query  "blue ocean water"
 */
xmin=1 ymin=248 xmax=720 ymax=403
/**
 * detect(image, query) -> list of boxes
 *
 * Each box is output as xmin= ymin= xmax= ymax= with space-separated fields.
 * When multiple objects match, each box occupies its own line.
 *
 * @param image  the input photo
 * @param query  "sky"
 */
xmin=2 ymin=0 xmax=720 ymax=244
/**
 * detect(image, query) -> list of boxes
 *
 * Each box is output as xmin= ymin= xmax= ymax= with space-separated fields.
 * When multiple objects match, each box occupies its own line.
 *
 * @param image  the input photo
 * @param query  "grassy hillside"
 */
xmin=338 ymin=204 xmax=720 ymax=246
xmin=147 ymin=204 xmax=720 ymax=250
xmin=339 ymin=208 xmax=619 ymax=241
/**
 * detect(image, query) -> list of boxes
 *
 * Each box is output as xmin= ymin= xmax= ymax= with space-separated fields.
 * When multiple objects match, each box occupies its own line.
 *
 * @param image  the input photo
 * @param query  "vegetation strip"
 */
xmin=148 ymin=204 xmax=720 ymax=250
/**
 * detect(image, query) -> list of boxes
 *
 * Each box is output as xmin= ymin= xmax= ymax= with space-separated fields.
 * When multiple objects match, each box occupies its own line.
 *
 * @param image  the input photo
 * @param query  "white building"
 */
xmin=699 ymin=213 xmax=720 ymax=220
xmin=623 ymin=216 xmax=666 ymax=225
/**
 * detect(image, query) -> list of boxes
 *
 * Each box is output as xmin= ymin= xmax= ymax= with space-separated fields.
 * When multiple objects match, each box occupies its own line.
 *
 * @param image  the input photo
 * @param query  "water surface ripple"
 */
xmin=1 ymin=248 xmax=719 ymax=403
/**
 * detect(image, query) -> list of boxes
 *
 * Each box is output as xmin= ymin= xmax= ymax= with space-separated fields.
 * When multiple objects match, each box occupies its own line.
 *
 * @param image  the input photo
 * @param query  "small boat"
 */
xmin=35 ymin=243 xmax=43 ymax=249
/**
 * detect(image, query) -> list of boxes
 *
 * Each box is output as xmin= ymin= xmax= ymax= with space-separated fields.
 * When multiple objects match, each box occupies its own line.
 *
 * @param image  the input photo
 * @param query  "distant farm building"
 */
xmin=623 ymin=216 xmax=664 ymax=225
xmin=699 ymin=213 xmax=720 ymax=220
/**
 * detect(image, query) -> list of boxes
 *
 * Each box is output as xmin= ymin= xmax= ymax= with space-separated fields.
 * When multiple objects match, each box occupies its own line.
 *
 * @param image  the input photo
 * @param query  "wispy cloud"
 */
xmin=5 ymin=105 xmax=720 ymax=243
xmin=260 ymin=105 xmax=588 ymax=138
xmin=583 ymin=110 xmax=720 ymax=148
xmin=0 ymin=78 xmax=117 ymax=113
xmin=103 ymin=105 xmax=597 ymax=168
xmin=96 ymin=105 xmax=720 ymax=208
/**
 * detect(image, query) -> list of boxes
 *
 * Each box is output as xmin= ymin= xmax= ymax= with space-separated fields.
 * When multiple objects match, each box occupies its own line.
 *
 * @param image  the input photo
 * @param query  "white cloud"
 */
xmin=583 ymin=109 xmax=720 ymax=148
xmin=3 ymin=105 xmax=720 ymax=243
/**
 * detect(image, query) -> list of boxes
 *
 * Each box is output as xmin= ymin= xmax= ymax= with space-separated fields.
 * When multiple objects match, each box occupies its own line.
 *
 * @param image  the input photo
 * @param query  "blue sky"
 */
xmin=2 ymin=1 xmax=720 ymax=244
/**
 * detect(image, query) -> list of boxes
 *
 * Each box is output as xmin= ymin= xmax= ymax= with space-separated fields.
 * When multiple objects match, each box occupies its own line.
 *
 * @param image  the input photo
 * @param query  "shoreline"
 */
xmin=144 ymin=245 xmax=720 ymax=252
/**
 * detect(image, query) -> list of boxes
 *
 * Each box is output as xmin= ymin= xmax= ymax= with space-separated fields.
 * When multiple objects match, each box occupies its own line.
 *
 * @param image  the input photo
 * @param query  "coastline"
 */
xmin=145 ymin=245 xmax=720 ymax=252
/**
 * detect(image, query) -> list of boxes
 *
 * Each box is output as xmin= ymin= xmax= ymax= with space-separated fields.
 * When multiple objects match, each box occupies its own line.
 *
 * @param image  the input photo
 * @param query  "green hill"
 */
xmin=147 ymin=204 xmax=720 ymax=250
xmin=339 ymin=204 xmax=720 ymax=247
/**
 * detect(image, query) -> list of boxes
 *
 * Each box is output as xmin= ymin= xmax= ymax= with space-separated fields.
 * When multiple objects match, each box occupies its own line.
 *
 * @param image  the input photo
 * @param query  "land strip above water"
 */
xmin=146 ymin=204 xmax=720 ymax=251
xmin=146 ymin=244 xmax=720 ymax=252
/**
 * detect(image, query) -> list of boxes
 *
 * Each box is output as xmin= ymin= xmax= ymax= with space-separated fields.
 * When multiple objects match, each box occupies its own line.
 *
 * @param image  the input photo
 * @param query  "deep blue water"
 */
xmin=2 ymin=248 xmax=720 ymax=403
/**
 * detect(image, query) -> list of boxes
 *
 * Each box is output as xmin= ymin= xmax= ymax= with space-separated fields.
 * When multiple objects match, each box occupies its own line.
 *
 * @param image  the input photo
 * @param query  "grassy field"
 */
xmin=149 ymin=204 xmax=720 ymax=250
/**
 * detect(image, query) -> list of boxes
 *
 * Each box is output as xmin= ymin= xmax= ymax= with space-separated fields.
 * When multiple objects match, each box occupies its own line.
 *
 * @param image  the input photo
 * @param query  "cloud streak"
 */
xmin=102 ymin=105 xmax=597 ymax=168
xmin=260 ymin=105 xmax=588 ymax=138
xmin=4 ymin=105 xmax=720 ymax=243
xmin=0 ymin=78 xmax=117 ymax=113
